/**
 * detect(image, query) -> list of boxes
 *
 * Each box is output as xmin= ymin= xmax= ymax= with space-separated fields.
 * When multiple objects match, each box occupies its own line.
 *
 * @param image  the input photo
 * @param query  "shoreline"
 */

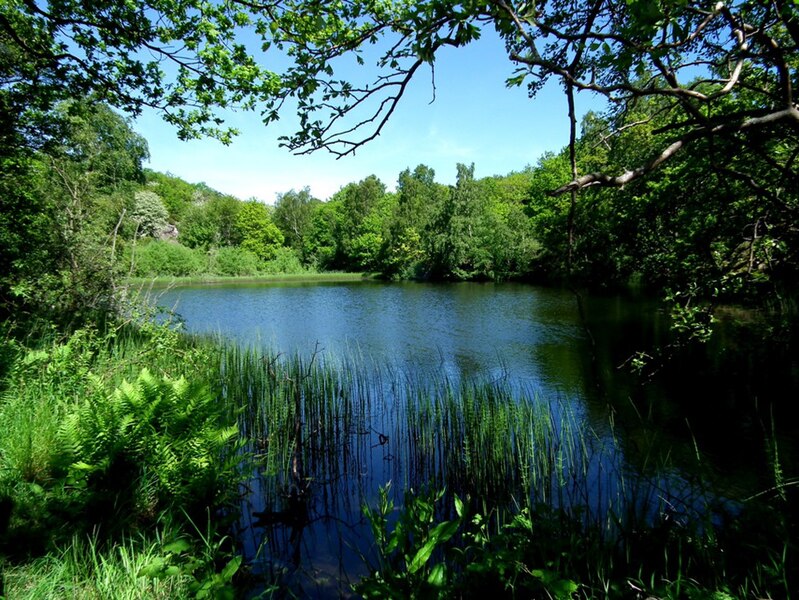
xmin=124 ymin=271 xmax=375 ymax=289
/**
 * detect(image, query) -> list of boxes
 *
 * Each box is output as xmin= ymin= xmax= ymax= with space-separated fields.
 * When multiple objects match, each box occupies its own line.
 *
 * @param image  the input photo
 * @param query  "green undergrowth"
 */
xmin=356 ymin=483 xmax=795 ymax=599
xmin=0 ymin=320 xmax=244 ymax=598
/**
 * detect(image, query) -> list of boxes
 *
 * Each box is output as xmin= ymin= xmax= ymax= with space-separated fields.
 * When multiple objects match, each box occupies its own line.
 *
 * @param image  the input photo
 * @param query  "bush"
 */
xmin=131 ymin=241 xmax=205 ymax=277
xmin=209 ymin=246 xmax=261 ymax=277
xmin=262 ymin=247 xmax=308 ymax=275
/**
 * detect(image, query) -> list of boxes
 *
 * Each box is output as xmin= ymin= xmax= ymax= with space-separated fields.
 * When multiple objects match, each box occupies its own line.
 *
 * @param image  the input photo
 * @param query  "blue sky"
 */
xmin=133 ymin=27 xmax=600 ymax=203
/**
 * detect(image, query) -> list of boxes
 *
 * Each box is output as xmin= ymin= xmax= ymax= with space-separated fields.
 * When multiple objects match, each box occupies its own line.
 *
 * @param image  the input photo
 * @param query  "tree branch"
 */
xmin=549 ymin=107 xmax=799 ymax=195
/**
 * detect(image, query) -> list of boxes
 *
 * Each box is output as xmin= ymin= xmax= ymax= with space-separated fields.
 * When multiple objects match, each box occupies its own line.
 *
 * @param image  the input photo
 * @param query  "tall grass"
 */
xmin=0 ymin=321 xmax=243 ymax=596
xmin=1 ymin=534 xmax=193 ymax=600
xmin=219 ymin=344 xmax=794 ymax=598
xmin=224 ymin=345 xmax=685 ymax=528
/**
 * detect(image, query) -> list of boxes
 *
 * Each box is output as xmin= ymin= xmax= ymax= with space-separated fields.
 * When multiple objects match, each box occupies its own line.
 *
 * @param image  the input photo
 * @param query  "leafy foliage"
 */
xmin=358 ymin=485 xmax=581 ymax=599
xmin=273 ymin=187 xmax=318 ymax=261
xmin=0 ymin=0 xmax=279 ymax=142
xmin=180 ymin=194 xmax=241 ymax=250
xmin=131 ymin=241 xmax=205 ymax=278
xmin=144 ymin=170 xmax=201 ymax=223
xmin=262 ymin=246 xmax=307 ymax=275
xmin=359 ymin=482 xmax=794 ymax=599
xmin=56 ymin=368 xmax=239 ymax=522
xmin=234 ymin=201 xmax=284 ymax=262
xmin=1 ymin=99 xmax=148 ymax=327
xmin=358 ymin=484 xmax=462 ymax=599
xmin=208 ymin=246 xmax=261 ymax=277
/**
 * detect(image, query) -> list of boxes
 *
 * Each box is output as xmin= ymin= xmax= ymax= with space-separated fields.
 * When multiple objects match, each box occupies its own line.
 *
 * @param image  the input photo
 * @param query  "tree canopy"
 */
xmin=4 ymin=1 xmax=796 ymax=189
xmin=264 ymin=0 xmax=799 ymax=197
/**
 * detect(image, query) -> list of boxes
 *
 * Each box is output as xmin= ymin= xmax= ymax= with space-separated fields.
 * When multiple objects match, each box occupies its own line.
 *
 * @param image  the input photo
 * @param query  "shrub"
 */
xmin=56 ymin=368 xmax=240 ymax=525
xmin=262 ymin=246 xmax=308 ymax=275
xmin=131 ymin=241 xmax=205 ymax=277
xmin=209 ymin=246 xmax=261 ymax=277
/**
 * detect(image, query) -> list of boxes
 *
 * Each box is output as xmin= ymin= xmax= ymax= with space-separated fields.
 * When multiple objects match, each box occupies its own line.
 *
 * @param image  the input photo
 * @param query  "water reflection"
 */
xmin=155 ymin=280 xmax=797 ymax=596
xmin=156 ymin=281 xmax=797 ymax=488
xmin=156 ymin=281 xmax=588 ymax=393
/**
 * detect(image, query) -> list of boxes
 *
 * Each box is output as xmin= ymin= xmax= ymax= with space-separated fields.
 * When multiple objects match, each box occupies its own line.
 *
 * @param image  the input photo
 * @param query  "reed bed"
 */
xmin=216 ymin=347 xmax=718 ymax=551
xmin=208 ymin=343 xmax=794 ymax=597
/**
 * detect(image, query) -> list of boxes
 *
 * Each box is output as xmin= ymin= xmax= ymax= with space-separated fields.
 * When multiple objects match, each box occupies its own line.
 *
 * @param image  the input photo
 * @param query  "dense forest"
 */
xmin=2 ymin=0 xmax=798 ymax=597
xmin=2 ymin=0 xmax=798 ymax=333
xmin=3 ymin=94 xmax=797 ymax=333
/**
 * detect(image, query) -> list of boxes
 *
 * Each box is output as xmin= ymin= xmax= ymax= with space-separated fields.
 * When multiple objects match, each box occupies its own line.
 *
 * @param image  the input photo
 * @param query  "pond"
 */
xmin=154 ymin=280 xmax=798 ymax=597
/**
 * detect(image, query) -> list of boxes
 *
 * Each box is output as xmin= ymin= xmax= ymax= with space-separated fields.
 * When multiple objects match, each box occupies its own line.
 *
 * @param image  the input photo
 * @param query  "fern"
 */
xmin=56 ymin=368 xmax=240 ymax=524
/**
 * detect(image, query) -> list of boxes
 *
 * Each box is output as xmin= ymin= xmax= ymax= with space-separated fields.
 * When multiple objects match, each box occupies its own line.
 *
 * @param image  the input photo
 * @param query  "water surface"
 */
xmin=154 ymin=280 xmax=798 ymax=596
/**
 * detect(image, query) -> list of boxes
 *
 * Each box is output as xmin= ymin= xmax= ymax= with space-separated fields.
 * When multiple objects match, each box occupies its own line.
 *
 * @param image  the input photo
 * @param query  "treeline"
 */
xmin=2 ymin=93 xmax=797 ymax=331
xmin=135 ymin=93 xmax=799 ymax=310
xmin=139 ymin=163 xmax=539 ymax=282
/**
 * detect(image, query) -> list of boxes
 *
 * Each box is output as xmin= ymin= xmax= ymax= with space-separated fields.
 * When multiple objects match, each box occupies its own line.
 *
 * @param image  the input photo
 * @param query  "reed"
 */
xmin=218 ymin=345 xmax=793 ymax=598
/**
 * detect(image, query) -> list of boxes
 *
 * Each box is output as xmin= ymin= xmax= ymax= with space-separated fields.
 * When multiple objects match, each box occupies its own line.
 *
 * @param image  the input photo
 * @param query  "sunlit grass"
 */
xmin=124 ymin=271 xmax=372 ymax=289
xmin=1 ymin=534 xmax=193 ymax=600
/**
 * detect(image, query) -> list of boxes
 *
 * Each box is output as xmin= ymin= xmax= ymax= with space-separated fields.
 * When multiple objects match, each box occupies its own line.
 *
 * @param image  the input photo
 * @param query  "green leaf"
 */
xmin=407 ymin=520 xmax=459 ymax=574
xmin=506 ymin=74 xmax=525 ymax=87
xmin=138 ymin=557 xmax=167 ymax=578
xmin=454 ymin=495 xmax=464 ymax=518
xmin=427 ymin=562 xmax=447 ymax=587
xmin=550 ymin=578 xmax=579 ymax=599
xmin=220 ymin=555 xmax=242 ymax=582
xmin=163 ymin=539 xmax=192 ymax=555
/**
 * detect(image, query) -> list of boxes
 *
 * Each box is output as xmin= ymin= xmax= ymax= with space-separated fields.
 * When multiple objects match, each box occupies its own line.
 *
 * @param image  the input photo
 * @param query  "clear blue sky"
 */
xmin=132 ymin=28 xmax=600 ymax=203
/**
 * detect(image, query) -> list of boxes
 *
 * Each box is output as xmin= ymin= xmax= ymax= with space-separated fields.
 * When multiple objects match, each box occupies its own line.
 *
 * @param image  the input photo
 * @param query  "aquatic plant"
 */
xmin=219 ymin=346 xmax=794 ymax=598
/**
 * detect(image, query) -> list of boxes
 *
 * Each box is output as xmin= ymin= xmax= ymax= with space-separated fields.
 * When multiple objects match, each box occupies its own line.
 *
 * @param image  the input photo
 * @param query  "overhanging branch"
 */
xmin=549 ymin=107 xmax=799 ymax=195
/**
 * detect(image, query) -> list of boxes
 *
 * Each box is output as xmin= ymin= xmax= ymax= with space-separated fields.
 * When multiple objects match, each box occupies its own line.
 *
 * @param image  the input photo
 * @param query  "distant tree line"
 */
xmin=2 ymin=92 xmax=797 ymax=332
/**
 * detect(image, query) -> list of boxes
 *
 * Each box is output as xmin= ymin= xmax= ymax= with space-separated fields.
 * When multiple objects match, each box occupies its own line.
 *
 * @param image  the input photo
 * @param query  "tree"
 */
xmin=380 ymin=165 xmax=445 ymax=278
xmin=303 ymin=200 xmax=344 ymax=270
xmin=428 ymin=163 xmax=480 ymax=279
xmin=234 ymin=201 xmax=284 ymax=262
xmin=0 ymin=0 xmax=278 ymax=143
xmin=132 ymin=191 xmax=169 ymax=238
xmin=0 ymin=131 xmax=49 ymax=323
xmin=144 ymin=170 xmax=199 ymax=223
xmin=333 ymin=175 xmax=390 ymax=270
xmin=262 ymin=1 xmax=798 ymax=192
xmin=273 ymin=187 xmax=318 ymax=260
xmin=180 ymin=193 xmax=242 ymax=249
xmin=476 ymin=173 xmax=541 ymax=279
xmin=1 ymin=100 xmax=149 ymax=326
xmin=5 ymin=2 xmax=796 ymax=189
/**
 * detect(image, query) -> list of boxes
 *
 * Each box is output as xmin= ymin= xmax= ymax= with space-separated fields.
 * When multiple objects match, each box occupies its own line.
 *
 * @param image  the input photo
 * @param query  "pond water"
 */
xmin=154 ymin=280 xmax=798 ymax=597
xmin=157 ymin=281 xmax=596 ymax=394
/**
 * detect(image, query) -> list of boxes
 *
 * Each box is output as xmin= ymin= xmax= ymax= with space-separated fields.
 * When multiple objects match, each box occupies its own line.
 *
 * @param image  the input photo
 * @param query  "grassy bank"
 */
xmin=125 ymin=271 xmax=373 ymax=289
xmin=1 ymin=322 xmax=795 ymax=598
xmin=0 ymin=322 xmax=243 ymax=598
